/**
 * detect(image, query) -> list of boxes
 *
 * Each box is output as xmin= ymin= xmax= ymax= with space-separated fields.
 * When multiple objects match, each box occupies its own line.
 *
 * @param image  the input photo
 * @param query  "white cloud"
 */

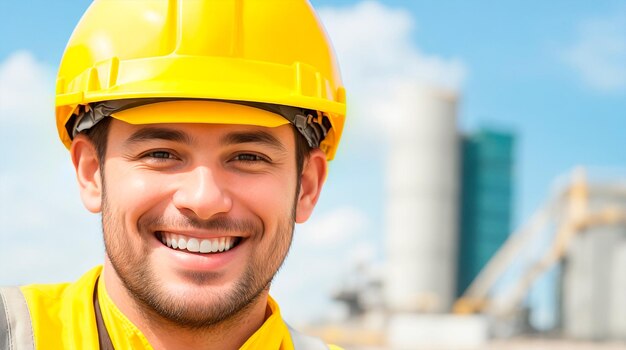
xmin=0 ymin=51 xmax=102 ymax=285
xmin=564 ymin=10 xmax=626 ymax=92
xmin=318 ymin=1 xmax=465 ymax=135
xmin=298 ymin=206 xmax=369 ymax=247
xmin=347 ymin=240 xmax=377 ymax=266
xmin=0 ymin=51 xmax=54 ymax=124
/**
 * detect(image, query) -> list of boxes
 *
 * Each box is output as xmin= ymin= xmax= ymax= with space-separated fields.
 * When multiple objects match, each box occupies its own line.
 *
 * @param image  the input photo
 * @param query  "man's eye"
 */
xmin=151 ymin=151 xmax=172 ymax=158
xmin=143 ymin=151 xmax=176 ymax=161
xmin=233 ymin=153 xmax=267 ymax=162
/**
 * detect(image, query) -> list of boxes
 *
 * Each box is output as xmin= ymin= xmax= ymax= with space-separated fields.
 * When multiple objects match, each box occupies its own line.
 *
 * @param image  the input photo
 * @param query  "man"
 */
xmin=0 ymin=1 xmax=346 ymax=349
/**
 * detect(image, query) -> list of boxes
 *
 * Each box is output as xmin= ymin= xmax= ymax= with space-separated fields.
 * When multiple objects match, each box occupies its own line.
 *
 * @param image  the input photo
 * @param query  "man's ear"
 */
xmin=295 ymin=148 xmax=327 ymax=223
xmin=70 ymin=134 xmax=103 ymax=213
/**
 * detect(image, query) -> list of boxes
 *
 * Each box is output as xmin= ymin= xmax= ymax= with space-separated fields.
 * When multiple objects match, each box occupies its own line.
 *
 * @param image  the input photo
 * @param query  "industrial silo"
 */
xmin=384 ymin=84 xmax=460 ymax=313
xmin=560 ymin=183 xmax=626 ymax=340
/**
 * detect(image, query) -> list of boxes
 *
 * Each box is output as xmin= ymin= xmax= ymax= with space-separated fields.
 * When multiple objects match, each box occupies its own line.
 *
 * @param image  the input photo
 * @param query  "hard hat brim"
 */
xmin=111 ymin=100 xmax=289 ymax=128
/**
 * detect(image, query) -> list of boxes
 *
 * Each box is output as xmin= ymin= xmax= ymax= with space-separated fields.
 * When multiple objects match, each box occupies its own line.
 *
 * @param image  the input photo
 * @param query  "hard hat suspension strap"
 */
xmin=67 ymin=98 xmax=331 ymax=149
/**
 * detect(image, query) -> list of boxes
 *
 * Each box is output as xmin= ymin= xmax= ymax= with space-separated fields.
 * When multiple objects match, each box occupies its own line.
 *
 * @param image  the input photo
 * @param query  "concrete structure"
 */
xmin=384 ymin=84 xmax=459 ymax=313
xmin=387 ymin=314 xmax=488 ymax=349
xmin=609 ymin=241 xmax=626 ymax=340
xmin=561 ymin=224 xmax=626 ymax=340
xmin=560 ymin=184 xmax=626 ymax=340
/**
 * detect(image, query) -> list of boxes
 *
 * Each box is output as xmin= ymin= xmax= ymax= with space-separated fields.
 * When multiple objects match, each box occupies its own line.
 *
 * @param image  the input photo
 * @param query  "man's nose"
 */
xmin=172 ymin=166 xmax=232 ymax=220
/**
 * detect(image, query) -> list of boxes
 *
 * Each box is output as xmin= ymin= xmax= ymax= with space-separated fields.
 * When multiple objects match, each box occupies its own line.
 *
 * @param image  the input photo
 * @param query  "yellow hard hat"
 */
xmin=56 ymin=0 xmax=346 ymax=160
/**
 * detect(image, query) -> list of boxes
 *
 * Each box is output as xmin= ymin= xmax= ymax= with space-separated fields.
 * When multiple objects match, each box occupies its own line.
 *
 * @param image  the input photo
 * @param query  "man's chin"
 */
xmin=134 ymin=279 xmax=267 ymax=329
xmin=163 ymin=268 xmax=227 ymax=287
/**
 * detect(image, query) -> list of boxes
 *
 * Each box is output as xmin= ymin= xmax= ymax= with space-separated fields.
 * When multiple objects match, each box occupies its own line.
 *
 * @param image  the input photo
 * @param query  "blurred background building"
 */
xmin=385 ymin=87 xmax=459 ymax=315
xmin=308 ymin=84 xmax=626 ymax=350
xmin=560 ymin=179 xmax=626 ymax=341
xmin=457 ymin=128 xmax=515 ymax=297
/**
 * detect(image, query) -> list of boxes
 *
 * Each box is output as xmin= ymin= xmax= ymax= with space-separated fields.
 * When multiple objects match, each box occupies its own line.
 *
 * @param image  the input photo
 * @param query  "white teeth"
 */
xmin=200 ymin=240 xmax=212 ymax=253
xmin=187 ymin=238 xmax=199 ymax=252
xmin=160 ymin=232 xmax=237 ymax=254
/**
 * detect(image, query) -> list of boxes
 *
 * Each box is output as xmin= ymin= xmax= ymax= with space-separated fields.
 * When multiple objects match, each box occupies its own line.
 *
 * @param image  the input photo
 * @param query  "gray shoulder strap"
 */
xmin=0 ymin=287 xmax=35 ymax=350
xmin=287 ymin=324 xmax=330 ymax=350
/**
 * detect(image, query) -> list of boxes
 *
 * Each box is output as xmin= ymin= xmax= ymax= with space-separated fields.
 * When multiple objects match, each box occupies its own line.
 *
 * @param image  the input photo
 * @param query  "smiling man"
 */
xmin=0 ymin=1 xmax=346 ymax=349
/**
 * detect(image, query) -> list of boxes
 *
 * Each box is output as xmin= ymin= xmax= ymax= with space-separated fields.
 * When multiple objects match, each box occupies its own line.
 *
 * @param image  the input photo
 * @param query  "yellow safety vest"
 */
xmin=1 ymin=266 xmax=341 ymax=350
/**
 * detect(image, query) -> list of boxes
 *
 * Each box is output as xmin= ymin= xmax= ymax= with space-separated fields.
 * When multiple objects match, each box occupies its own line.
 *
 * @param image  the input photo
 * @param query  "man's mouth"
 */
xmin=156 ymin=231 xmax=241 ymax=254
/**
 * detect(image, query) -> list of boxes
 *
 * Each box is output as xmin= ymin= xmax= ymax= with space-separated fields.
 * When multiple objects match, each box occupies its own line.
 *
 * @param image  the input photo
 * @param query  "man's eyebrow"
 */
xmin=221 ymin=131 xmax=287 ymax=152
xmin=124 ymin=127 xmax=194 ymax=146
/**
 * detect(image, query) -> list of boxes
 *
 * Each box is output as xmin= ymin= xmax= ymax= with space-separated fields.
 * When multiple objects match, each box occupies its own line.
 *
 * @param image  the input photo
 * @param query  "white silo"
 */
xmin=561 ymin=184 xmax=626 ymax=340
xmin=384 ymin=83 xmax=459 ymax=313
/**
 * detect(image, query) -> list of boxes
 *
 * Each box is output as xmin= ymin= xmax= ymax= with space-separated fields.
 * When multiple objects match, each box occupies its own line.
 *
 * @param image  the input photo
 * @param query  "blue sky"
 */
xmin=2 ymin=0 xmax=626 ymax=328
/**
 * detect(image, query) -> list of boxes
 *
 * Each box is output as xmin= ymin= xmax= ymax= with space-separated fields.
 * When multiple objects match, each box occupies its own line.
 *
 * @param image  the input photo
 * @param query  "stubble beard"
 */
xmin=101 ymin=186 xmax=296 ymax=330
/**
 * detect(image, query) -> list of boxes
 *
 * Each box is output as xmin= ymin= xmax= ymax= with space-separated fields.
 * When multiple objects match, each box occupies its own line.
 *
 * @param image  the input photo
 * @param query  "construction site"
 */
xmin=304 ymin=86 xmax=626 ymax=350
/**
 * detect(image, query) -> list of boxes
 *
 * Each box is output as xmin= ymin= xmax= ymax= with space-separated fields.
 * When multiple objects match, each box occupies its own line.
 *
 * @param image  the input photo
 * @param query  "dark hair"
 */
xmin=85 ymin=118 xmax=313 ymax=178
xmin=292 ymin=125 xmax=313 ymax=180
xmin=85 ymin=117 xmax=112 ymax=167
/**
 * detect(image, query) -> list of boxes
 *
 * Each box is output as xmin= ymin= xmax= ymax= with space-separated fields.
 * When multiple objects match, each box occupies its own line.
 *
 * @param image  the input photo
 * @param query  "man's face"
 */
xmin=99 ymin=119 xmax=300 ymax=328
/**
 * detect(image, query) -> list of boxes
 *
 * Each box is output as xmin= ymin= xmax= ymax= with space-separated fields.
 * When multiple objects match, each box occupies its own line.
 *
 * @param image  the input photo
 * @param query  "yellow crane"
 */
xmin=454 ymin=167 xmax=626 ymax=317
